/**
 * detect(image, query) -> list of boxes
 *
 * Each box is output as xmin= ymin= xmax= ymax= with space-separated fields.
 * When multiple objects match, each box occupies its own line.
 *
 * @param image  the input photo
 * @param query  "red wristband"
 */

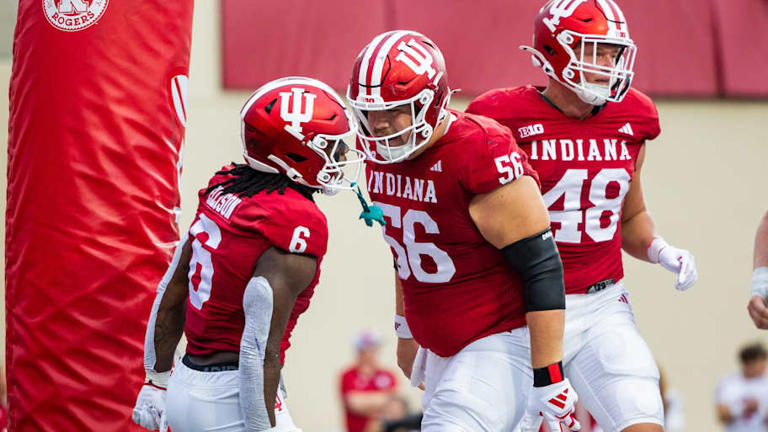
xmin=533 ymin=361 xmax=564 ymax=387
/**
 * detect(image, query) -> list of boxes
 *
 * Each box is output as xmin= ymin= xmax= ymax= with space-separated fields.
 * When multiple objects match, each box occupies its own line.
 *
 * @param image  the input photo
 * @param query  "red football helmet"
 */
xmin=347 ymin=30 xmax=451 ymax=164
xmin=240 ymin=77 xmax=364 ymax=194
xmin=522 ymin=0 xmax=637 ymax=105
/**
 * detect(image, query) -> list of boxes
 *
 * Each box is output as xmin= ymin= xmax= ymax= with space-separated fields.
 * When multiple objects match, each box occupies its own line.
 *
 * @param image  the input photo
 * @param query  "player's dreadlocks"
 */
xmin=205 ymin=163 xmax=316 ymax=201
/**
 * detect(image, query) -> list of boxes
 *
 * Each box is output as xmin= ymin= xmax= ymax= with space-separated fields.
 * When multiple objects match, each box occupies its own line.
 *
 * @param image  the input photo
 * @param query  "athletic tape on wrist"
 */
xmin=394 ymin=314 xmax=412 ymax=339
xmin=752 ymin=267 xmax=768 ymax=298
xmin=145 ymin=369 xmax=170 ymax=388
xmin=533 ymin=361 xmax=564 ymax=387
xmin=647 ymin=237 xmax=669 ymax=264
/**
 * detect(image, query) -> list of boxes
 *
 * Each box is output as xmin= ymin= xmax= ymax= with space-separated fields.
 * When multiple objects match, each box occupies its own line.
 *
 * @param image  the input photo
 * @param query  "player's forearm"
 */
xmin=152 ymin=304 xmax=186 ymax=372
xmin=145 ymin=236 xmax=190 ymax=373
xmin=395 ymin=275 xmax=405 ymax=315
xmin=621 ymin=209 xmax=656 ymax=262
xmin=526 ymin=309 xmax=565 ymax=368
xmin=261 ymin=352 xmax=282 ymax=427
xmin=754 ymin=211 xmax=768 ymax=269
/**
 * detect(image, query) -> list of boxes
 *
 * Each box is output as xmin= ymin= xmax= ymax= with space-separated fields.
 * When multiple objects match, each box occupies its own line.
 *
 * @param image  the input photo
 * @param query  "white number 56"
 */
xmin=495 ymin=152 xmax=524 ymax=184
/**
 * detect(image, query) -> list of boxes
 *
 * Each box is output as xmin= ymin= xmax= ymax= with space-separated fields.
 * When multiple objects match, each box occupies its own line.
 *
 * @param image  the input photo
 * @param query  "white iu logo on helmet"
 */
xmin=543 ymin=0 xmax=587 ymax=32
xmin=395 ymin=39 xmax=437 ymax=80
xmin=280 ymin=88 xmax=316 ymax=140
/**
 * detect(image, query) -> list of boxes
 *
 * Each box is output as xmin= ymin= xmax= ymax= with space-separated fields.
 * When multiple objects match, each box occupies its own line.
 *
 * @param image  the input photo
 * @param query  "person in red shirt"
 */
xmin=347 ymin=30 xmax=579 ymax=431
xmin=131 ymin=76 xmax=364 ymax=432
xmin=467 ymin=1 xmax=698 ymax=431
xmin=340 ymin=331 xmax=398 ymax=432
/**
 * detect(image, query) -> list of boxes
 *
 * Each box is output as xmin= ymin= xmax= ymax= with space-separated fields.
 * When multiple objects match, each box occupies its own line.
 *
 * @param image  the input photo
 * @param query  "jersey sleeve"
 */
xmin=235 ymin=191 xmax=329 ymax=259
xmin=628 ymin=89 xmax=661 ymax=141
xmin=339 ymin=369 xmax=355 ymax=396
xmin=262 ymin=199 xmax=328 ymax=259
xmin=458 ymin=118 xmax=539 ymax=195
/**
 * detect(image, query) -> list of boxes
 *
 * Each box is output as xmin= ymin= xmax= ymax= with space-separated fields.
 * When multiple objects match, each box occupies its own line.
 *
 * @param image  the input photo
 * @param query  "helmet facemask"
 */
xmin=306 ymin=129 xmax=366 ymax=195
xmin=557 ymin=31 xmax=636 ymax=105
xmin=347 ymin=87 xmax=449 ymax=164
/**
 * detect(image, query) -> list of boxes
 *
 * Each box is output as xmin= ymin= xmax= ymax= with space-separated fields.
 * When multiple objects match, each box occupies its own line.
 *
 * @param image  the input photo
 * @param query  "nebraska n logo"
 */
xmin=280 ymin=88 xmax=316 ymax=140
xmin=395 ymin=39 xmax=441 ymax=84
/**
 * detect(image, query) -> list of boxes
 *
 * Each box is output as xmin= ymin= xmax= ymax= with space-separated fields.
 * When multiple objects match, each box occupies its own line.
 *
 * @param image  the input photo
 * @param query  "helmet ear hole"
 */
xmin=564 ymin=68 xmax=575 ymax=79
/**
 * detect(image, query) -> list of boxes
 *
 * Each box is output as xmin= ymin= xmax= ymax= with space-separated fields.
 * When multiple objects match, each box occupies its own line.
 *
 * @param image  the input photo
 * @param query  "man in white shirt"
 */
xmin=716 ymin=343 xmax=768 ymax=431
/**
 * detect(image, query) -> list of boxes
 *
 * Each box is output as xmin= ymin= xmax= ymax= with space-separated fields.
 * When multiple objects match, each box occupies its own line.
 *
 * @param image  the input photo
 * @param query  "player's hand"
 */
xmin=748 ymin=296 xmax=768 ymax=329
xmin=750 ymin=268 xmax=768 ymax=329
xmin=649 ymin=239 xmax=697 ymax=291
xmin=396 ymin=337 xmax=420 ymax=379
xmin=523 ymin=378 xmax=581 ymax=432
xmin=132 ymin=371 xmax=170 ymax=431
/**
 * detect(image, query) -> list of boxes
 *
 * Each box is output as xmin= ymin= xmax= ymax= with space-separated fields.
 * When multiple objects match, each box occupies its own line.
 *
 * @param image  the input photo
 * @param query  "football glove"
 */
xmin=522 ymin=378 xmax=580 ymax=432
xmin=132 ymin=370 xmax=169 ymax=431
xmin=648 ymin=238 xmax=697 ymax=291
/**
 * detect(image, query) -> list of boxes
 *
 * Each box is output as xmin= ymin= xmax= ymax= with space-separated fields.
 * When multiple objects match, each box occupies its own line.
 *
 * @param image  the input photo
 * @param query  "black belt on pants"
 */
xmin=182 ymin=353 xmax=239 ymax=372
xmin=585 ymin=279 xmax=615 ymax=294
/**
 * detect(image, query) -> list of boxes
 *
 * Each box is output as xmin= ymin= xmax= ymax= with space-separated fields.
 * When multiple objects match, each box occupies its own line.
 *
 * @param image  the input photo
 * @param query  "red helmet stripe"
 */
xmin=369 ymin=30 xmax=410 ymax=98
xmin=359 ymin=31 xmax=390 ymax=97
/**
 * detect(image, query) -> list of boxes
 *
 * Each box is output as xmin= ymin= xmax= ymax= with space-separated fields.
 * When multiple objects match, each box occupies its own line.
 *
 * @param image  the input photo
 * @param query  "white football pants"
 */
xmin=414 ymin=331 xmax=532 ymax=431
xmin=166 ymin=360 xmax=301 ymax=432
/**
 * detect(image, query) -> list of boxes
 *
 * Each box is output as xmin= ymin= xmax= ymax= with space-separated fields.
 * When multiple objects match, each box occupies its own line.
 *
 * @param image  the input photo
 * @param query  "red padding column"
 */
xmin=7 ymin=1 xmax=193 ymax=430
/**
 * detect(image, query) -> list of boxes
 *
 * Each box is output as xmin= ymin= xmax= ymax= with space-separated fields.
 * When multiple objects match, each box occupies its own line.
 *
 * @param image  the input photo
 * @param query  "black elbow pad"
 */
xmin=500 ymin=228 xmax=565 ymax=312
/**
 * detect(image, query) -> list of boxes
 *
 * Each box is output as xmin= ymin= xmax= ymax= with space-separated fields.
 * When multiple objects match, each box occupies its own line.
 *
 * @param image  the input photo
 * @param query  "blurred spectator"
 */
xmin=363 ymin=394 xmax=422 ymax=432
xmin=340 ymin=331 xmax=399 ymax=432
xmin=716 ymin=342 xmax=768 ymax=431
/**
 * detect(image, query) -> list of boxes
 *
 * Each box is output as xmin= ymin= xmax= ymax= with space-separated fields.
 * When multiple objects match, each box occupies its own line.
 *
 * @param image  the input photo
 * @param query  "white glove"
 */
xmin=522 ymin=378 xmax=581 ymax=432
xmin=132 ymin=370 xmax=170 ymax=431
xmin=648 ymin=238 xmax=697 ymax=291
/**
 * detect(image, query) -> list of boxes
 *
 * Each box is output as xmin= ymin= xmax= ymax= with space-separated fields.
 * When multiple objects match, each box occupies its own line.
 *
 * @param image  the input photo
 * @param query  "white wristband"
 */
xmin=752 ymin=267 xmax=768 ymax=299
xmin=647 ymin=237 xmax=669 ymax=264
xmin=145 ymin=369 xmax=170 ymax=388
xmin=394 ymin=314 xmax=413 ymax=339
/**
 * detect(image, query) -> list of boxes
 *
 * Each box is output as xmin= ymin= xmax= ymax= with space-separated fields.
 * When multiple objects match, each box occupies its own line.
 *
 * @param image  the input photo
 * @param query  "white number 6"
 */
xmin=289 ymin=226 xmax=310 ymax=253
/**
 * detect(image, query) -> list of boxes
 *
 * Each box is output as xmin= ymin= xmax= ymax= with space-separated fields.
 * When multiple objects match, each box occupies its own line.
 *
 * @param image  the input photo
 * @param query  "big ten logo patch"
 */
xmin=43 ymin=0 xmax=109 ymax=32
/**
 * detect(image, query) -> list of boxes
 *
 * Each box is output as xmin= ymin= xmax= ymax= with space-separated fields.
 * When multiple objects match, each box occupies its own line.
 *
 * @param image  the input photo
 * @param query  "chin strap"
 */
xmin=353 ymin=184 xmax=386 ymax=227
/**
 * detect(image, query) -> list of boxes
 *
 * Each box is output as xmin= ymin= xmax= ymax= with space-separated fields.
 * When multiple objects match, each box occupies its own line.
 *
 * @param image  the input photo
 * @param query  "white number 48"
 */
xmin=495 ymin=152 xmax=525 ymax=184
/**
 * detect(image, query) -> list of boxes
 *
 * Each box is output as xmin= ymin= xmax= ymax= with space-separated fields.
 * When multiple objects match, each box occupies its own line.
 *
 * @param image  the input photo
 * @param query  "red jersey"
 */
xmin=339 ymin=366 xmax=398 ymax=432
xmin=184 ymin=167 xmax=328 ymax=363
xmin=467 ymin=86 xmax=660 ymax=294
xmin=366 ymin=110 xmax=538 ymax=357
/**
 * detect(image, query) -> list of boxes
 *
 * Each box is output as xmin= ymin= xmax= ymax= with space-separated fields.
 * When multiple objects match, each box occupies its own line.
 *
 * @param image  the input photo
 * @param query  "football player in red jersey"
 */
xmin=467 ymin=1 xmax=698 ymax=431
xmin=131 ymin=77 xmax=364 ymax=432
xmin=348 ymin=30 xmax=580 ymax=432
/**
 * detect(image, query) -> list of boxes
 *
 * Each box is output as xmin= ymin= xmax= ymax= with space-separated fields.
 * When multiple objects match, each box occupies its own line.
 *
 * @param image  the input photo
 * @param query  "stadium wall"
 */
xmin=221 ymin=0 xmax=768 ymax=98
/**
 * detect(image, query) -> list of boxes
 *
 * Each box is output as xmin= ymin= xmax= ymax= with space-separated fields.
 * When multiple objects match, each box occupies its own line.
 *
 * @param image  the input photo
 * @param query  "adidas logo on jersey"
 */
xmin=618 ymin=123 xmax=634 ymax=136
xmin=430 ymin=160 xmax=442 ymax=172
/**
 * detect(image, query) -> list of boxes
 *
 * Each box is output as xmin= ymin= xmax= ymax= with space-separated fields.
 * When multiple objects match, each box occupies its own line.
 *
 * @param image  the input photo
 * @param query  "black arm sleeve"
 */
xmin=500 ymin=228 xmax=565 ymax=312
